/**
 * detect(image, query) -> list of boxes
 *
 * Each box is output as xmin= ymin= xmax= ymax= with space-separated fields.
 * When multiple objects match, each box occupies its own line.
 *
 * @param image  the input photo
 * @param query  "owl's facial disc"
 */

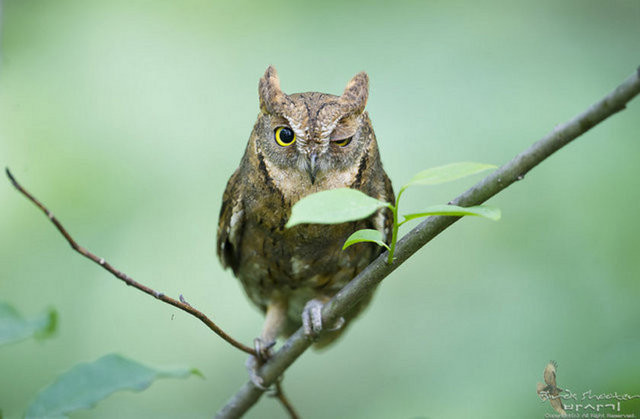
xmin=256 ymin=66 xmax=371 ymax=186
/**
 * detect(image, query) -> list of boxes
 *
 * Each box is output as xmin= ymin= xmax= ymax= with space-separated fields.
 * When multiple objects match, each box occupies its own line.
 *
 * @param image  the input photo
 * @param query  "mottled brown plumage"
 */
xmin=217 ymin=67 xmax=394 ymax=356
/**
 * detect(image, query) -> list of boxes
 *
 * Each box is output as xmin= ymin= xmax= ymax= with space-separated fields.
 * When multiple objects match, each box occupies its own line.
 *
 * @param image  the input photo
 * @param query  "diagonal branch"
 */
xmin=5 ymin=168 xmax=257 ymax=357
xmin=216 ymin=67 xmax=640 ymax=417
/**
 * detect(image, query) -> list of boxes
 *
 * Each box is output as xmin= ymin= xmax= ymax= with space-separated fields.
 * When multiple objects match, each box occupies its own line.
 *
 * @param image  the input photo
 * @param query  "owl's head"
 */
xmin=251 ymin=66 xmax=376 ymax=187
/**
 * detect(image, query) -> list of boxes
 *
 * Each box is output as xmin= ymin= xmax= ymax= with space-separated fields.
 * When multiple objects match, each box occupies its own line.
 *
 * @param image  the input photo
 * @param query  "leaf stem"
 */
xmin=387 ymin=186 xmax=407 ymax=264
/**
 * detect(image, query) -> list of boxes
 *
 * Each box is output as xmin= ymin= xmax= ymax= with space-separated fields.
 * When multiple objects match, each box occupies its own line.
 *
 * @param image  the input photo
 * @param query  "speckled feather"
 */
xmin=217 ymin=67 xmax=394 ymax=346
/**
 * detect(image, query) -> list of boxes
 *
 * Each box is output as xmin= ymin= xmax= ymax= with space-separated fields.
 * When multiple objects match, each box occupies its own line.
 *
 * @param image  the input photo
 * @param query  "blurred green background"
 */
xmin=1 ymin=0 xmax=639 ymax=417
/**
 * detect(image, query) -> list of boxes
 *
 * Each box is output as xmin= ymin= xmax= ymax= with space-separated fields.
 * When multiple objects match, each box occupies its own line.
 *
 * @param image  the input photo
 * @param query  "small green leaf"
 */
xmin=26 ymin=354 xmax=202 ymax=419
xmin=405 ymin=162 xmax=496 ymax=188
xmin=286 ymin=188 xmax=389 ymax=228
xmin=401 ymin=204 xmax=501 ymax=225
xmin=343 ymin=229 xmax=390 ymax=250
xmin=0 ymin=302 xmax=57 ymax=346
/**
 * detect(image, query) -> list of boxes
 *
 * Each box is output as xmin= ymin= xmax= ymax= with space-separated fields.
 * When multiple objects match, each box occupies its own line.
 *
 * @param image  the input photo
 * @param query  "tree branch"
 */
xmin=5 ymin=168 xmax=257 ymax=357
xmin=215 ymin=67 xmax=640 ymax=417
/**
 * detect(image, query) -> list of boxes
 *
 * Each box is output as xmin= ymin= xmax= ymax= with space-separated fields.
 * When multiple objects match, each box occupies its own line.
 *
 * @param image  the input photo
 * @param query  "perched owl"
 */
xmin=217 ymin=67 xmax=394 ymax=379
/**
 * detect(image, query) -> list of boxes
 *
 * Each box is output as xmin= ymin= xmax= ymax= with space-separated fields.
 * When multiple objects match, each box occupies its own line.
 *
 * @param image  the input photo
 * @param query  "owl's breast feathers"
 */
xmin=217 ymin=141 xmax=394 ymax=310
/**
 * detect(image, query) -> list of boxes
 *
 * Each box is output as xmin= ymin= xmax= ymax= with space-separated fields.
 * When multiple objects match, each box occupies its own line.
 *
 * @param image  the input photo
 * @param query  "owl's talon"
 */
xmin=302 ymin=299 xmax=325 ymax=339
xmin=245 ymin=356 xmax=268 ymax=390
xmin=246 ymin=337 xmax=277 ymax=390
xmin=303 ymin=299 xmax=346 ymax=339
xmin=253 ymin=337 xmax=276 ymax=361
xmin=327 ymin=316 xmax=345 ymax=332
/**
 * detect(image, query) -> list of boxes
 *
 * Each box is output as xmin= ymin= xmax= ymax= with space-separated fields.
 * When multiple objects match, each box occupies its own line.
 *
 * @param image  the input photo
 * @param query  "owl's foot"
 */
xmin=302 ymin=299 xmax=345 ymax=340
xmin=245 ymin=338 xmax=276 ymax=390
xmin=254 ymin=337 xmax=276 ymax=360
xmin=245 ymin=356 xmax=268 ymax=390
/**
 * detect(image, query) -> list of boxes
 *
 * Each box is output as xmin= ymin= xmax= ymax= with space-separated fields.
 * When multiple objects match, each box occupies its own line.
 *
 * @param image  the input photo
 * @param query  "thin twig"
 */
xmin=271 ymin=381 xmax=300 ymax=419
xmin=215 ymin=67 xmax=640 ymax=417
xmin=5 ymin=168 xmax=256 ymax=357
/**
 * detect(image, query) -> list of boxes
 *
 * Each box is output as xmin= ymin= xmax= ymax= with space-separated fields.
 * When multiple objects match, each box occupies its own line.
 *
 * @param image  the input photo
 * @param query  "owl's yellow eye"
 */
xmin=274 ymin=127 xmax=296 ymax=147
xmin=333 ymin=137 xmax=352 ymax=147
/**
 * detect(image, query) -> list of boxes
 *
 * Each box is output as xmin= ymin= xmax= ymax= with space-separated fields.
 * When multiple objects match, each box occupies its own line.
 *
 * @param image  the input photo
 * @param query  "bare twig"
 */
xmin=271 ymin=381 xmax=300 ymax=419
xmin=215 ymin=68 xmax=640 ymax=417
xmin=5 ymin=168 xmax=257 ymax=357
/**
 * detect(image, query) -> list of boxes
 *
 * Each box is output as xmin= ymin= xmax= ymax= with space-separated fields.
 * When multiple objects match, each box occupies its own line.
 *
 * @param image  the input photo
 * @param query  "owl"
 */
xmin=217 ymin=67 xmax=394 ymax=380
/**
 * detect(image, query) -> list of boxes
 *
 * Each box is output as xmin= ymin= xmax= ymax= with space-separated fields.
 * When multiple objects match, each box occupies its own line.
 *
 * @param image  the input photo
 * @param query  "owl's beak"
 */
xmin=306 ymin=153 xmax=319 ymax=184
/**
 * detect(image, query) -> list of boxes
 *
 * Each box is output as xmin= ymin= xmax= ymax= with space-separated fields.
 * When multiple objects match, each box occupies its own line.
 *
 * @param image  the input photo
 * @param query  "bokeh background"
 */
xmin=1 ymin=0 xmax=639 ymax=417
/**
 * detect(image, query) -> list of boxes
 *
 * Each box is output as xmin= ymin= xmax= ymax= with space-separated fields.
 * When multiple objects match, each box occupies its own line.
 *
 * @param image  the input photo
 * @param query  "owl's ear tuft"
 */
xmin=340 ymin=72 xmax=369 ymax=115
xmin=259 ymin=66 xmax=290 ymax=115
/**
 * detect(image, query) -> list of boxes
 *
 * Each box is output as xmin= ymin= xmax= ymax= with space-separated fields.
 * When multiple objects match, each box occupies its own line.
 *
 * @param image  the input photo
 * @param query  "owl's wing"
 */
xmin=217 ymin=168 xmax=244 ymax=275
xmin=543 ymin=361 xmax=558 ymax=388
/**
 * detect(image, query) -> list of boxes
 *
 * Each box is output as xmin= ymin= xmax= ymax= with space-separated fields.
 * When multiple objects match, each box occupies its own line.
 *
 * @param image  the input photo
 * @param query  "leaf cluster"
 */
xmin=287 ymin=162 xmax=501 ymax=263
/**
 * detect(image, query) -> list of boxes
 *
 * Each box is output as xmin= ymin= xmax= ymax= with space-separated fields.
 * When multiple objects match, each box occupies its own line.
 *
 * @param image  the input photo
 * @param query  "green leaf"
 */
xmin=402 ymin=205 xmax=501 ymax=224
xmin=0 ymin=302 xmax=57 ymax=346
xmin=26 ymin=354 xmax=202 ymax=419
xmin=343 ymin=229 xmax=390 ymax=250
xmin=286 ymin=188 xmax=389 ymax=228
xmin=405 ymin=162 xmax=496 ymax=188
